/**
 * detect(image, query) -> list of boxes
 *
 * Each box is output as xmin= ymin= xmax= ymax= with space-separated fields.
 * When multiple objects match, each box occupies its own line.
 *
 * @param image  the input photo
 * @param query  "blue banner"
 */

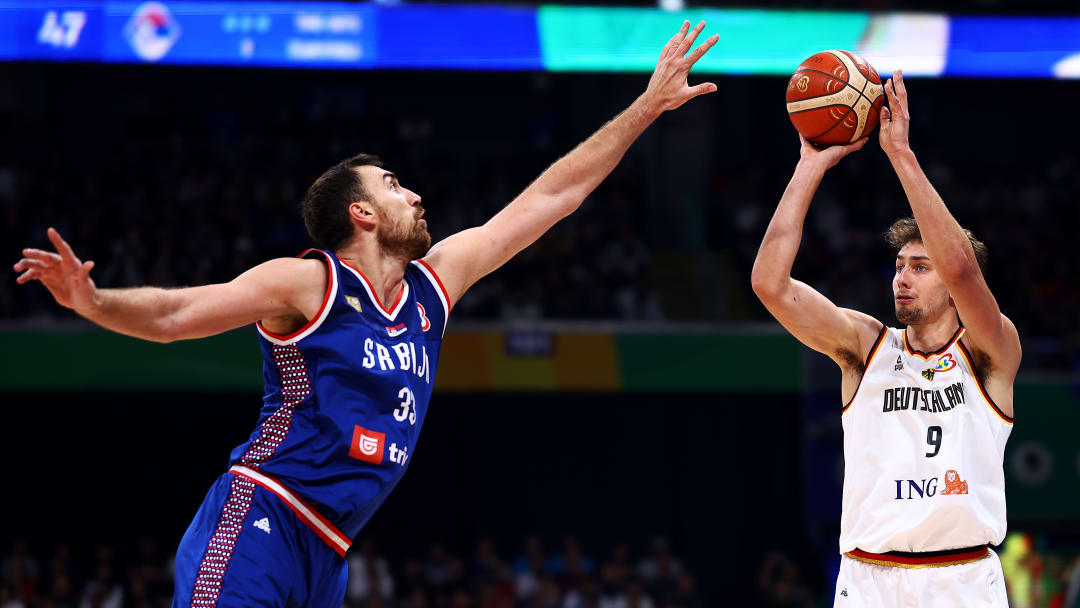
xmin=1 ymin=1 xmax=1078 ymax=78
xmin=946 ymin=17 xmax=1080 ymax=78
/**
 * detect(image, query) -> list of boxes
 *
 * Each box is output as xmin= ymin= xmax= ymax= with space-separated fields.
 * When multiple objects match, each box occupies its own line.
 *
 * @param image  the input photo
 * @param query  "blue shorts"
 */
xmin=172 ymin=469 xmax=349 ymax=608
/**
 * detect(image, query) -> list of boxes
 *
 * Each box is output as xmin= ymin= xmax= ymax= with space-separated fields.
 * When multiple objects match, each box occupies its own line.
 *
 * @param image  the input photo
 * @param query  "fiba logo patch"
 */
xmin=345 ymin=295 xmax=363 ymax=313
xmin=933 ymin=353 xmax=957 ymax=373
xmin=416 ymin=303 xmax=431 ymax=332
xmin=124 ymin=2 xmax=181 ymax=62
xmin=349 ymin=425 xmax=385 ymax=465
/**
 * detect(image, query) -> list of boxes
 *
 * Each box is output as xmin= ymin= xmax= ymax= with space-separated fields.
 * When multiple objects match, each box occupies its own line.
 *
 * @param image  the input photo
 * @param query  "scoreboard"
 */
xmin=1 ymin=1 xmax=1078 ymax=77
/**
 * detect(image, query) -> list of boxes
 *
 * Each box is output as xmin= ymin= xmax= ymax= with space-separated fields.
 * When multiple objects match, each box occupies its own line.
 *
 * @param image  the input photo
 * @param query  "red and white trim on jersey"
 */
xmin=229 ymin=465 xmax=351 ymax=557
xmin=841 ymin=326 xmax=888 ymax=415
xmin=845 ymin=545 xmax=990 ymax=569
xmin=256 ymin=249 xmax=339 ymax=346
xmin=955 ymin=341 xmax=1015 ymax=425
xmin=903 ymin=326 xmax=965 ymax=361
xmin=190 ymin=475 xmax=257 ymax=607
xmin=339 ymin=259 xmax=410 ymax=321
xmin=411 ymin=259 xmax=450 ymax=336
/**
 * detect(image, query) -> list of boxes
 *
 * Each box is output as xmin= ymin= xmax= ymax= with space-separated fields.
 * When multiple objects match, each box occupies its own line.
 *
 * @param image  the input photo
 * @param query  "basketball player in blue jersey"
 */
xmin=753 ymin=71 xmax=1019 ymax=606
xmin=14 ymin=21 xmax=719 ymax=608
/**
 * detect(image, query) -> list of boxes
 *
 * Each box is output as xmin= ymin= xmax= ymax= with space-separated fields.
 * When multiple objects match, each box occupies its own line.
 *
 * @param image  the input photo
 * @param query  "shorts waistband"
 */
xmin=229 ymin=465 xmax=351 ymax=557
xmin=844 ymin=545 xmax=989 ymax=569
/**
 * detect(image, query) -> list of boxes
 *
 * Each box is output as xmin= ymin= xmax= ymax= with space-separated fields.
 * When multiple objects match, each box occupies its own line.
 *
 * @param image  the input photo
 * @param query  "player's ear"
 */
xmin=348 ymin=200 xmax=378 ymax=231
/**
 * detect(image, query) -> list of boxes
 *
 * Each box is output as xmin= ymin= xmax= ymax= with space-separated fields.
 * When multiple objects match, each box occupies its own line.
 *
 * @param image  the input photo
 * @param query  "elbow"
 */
xmin=552 ymin=193 xmax=585 ymax=219
xmin=152 ymin=315 xmax=182 ymax=344
xmin=938 ymin=252 xmax=980 ymax=284
xmin=750 ymin=263 xmax=780 ymax=302
xmin=750 ymin=276 xmax=775 ymax=302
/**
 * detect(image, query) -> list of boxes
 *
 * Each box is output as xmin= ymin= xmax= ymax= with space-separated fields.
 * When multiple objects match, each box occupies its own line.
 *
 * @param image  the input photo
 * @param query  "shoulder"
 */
xmin=408 ymin=259 xmax=451 ymax=312
xmin=959 ymin=313 xmax=1021 ymax=381
xmin=247 ymin=256 xmax=328 ymax=291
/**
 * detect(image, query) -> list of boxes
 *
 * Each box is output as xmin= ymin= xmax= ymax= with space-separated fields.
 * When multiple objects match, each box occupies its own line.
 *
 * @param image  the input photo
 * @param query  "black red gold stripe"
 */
xmin=841 ymin=325 xmax=888 ymax=415
xmin=955 ymin=341 xmax=1014 ymax=425
xmin=845 ymin=545 xmax=989 ymax=569
xmin=903 ymin=325 xmax=965 ymax=361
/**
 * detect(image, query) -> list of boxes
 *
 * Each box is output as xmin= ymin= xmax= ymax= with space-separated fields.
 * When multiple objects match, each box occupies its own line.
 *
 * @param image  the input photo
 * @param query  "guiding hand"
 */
xmin=799 ymin=134 xmax=868 ymax=171
xmin=13 ymin=227 xmax=98 ymax=313
xmin=642 ymin=20 xmax=719 ymax=113
xmin=879 ymin=69 xmax=911 ymax=156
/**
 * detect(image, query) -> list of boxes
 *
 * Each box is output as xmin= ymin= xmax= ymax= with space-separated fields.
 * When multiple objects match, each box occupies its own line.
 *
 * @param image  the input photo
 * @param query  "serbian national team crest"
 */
xmin=922 ymin=353 xmax=956 ymax=381
xmin=385 ymin=323 xmax=407 ymax=338
xmin=123 ymin=2 xmax=182 ymax=62
xmin=416 ymin=303 xmax=431 ymax=332
xmin=348 ymin=425 xmax=385 ymax=465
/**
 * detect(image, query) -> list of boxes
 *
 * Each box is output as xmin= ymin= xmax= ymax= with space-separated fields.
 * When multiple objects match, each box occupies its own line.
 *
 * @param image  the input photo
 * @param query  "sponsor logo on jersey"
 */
xmin=385 ymin=323 xmax=407 ymax=338
xmin=349 ymin=425 xmax=385 ymax=465
xmin=253 ymin=517 xmax=272 ymax=534
xmin=894 ymin=469 xmax=969 ymax=499
xmin=940 ymin=469 xmax=968 ymax=495
xmin=345 ymin=295 xmax=363 ymax=313
xmin=894 ymin=355 xmax=903 ymax=372
xmin=881 ymin=382 xmax=965 ymax=413
xmin=388 ymin=442 xmax=409 ymax=466
xmin=416 ymin=302 xmax=431 ymax=332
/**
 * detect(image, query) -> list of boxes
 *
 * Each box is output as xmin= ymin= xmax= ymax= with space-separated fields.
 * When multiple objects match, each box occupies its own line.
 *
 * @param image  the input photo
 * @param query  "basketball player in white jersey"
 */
xmin=752 ymin=69 xmax=1019 ymax=606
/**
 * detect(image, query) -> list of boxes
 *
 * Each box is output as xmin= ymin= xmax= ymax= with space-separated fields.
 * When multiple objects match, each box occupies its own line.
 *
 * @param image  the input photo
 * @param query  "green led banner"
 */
xmin=538 ymin=7 xmax=871 ymax=74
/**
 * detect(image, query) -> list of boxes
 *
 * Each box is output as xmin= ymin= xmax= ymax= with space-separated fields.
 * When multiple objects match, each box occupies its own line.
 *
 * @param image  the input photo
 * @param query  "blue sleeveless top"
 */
xmin=227 ymin=249 xmax=450 ymax=540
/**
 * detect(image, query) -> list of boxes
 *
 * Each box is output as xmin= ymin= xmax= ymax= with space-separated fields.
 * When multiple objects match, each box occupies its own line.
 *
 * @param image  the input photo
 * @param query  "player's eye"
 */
xmin=917 ymin=265 xmax=927 ymax=272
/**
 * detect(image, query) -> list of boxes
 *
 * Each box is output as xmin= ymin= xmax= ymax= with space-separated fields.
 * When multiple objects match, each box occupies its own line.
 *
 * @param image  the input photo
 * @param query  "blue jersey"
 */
xmin=226 ymin=249 xmax=450 ymax=549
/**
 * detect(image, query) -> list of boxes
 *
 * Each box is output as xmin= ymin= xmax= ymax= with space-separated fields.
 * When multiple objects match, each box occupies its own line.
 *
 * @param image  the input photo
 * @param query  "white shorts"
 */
xmin=834 ymin=549 xmax=1008 ymax=607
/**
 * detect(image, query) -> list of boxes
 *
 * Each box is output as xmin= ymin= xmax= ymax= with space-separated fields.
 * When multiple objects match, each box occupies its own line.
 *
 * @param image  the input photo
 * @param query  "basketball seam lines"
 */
xmin=789 ymin=66 xmax=882 ymax=141
xmin=787 ymin=72 xmax=879 ymax=117
xmin=826 ymin=50 xmax=884 ymax=136
xmin=808 ymin=106 xmax=856 ymax=141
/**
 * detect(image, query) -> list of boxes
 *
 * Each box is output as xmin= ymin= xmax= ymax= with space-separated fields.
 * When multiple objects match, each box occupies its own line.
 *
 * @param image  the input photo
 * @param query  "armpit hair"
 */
xmin=836 ymin=348 xmax=865 ymax=375
xmin=968 ymin=345 xmax=994 ymax=381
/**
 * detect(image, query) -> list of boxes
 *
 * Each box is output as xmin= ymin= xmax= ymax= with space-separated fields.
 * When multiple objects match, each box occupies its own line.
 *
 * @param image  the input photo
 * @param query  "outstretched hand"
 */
xmin=799 ymin=134 xmax=868 ymax=170
xmin=642 ymin=20 xmax=719 ymax=113
xmin=879 ymin=69 xmax=911 ymax=156
xmin=13 ymin=228 xmax=98 ymax=312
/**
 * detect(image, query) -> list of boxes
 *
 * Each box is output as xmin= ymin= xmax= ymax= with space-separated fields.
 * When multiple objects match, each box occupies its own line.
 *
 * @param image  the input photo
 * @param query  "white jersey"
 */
xmin=839 ymin=326 xmax=1013 ymax=554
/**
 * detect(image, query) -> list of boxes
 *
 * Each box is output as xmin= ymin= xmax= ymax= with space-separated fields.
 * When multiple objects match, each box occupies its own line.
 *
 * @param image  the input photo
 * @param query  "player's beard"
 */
xmin=895 ymin=302 xmax=925 ymax=325
xmin=376 ymin=207 xmax=431 ymax=261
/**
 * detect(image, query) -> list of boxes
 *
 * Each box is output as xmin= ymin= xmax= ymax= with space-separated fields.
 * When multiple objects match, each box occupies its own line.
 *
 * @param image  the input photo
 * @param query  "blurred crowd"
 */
xmin=0 ymin=535 xmax=701 ymax=608
xmin=4 ymin=532 xmax=1079 ymax=608
xmin=1 ymin=66 xmax=1076 ymax=370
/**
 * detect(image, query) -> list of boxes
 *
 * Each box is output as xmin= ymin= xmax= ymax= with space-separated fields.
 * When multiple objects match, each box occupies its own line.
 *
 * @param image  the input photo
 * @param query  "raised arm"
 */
xmin=878 ymin=70 xmax=1021 ymax=380
xmin=751 ymin=136 xmax=882 ymax=372
xmin=421 ymin=20 xmax=719 ymax=306
xmin=14 ymin=228 xmax=326 ymax=343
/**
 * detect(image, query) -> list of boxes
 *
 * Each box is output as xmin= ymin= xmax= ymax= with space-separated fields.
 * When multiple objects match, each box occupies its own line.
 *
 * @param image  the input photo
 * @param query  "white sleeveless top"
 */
xmin=838 ymin=326 xmax=1014 ymax=554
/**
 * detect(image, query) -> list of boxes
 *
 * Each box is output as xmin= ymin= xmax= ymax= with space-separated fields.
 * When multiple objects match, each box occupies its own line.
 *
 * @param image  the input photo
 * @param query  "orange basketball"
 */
xmin=786 ymin=50 xmax=885 ymax=146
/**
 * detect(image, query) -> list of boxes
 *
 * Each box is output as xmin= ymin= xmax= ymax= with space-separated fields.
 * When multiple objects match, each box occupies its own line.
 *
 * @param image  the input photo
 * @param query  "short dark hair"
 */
xmin=885 ymin=217 xmax=988 ymax=273
xmin=300 ymin=154 xmax=383 ymax=251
